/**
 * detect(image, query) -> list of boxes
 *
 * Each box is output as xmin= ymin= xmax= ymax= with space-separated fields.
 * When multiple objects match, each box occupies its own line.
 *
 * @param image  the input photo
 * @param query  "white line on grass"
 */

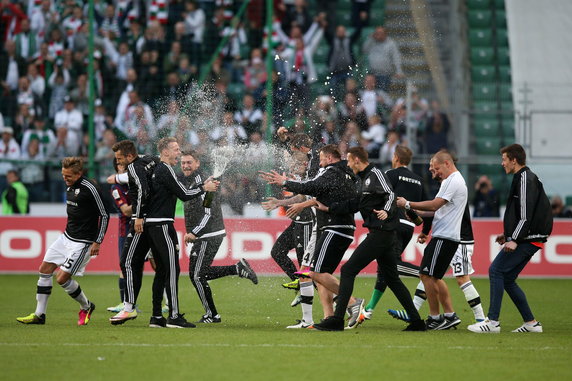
xmin=0 ymin=342 xmax=566 ymax=351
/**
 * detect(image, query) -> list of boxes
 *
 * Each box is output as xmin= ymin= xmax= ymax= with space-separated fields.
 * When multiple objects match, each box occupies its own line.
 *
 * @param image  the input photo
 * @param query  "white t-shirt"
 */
xmin=432 ymin=171 xmax=467 ymax=242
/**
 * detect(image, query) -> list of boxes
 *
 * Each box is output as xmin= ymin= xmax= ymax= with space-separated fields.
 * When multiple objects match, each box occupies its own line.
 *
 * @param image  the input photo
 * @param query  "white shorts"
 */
xmin=44 ymin=234 xmax=92 ymax=276
xmin=449 ymin=243 xmax=474 ymax=277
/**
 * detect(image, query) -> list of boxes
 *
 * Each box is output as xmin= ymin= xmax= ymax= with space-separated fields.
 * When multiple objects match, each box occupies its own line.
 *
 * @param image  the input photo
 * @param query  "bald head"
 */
xmin=430 ymin=150 xmax=458 ymax=180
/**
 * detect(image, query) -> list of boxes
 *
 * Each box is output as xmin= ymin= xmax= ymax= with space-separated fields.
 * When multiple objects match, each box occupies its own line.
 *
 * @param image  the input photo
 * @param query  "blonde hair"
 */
xmin=61 ymin=157 xmax=84 ymax=174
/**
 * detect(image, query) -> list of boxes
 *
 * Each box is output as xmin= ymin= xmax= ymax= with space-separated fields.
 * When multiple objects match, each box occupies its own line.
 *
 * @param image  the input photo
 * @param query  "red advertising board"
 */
xmin=1 ymin=217 xmax=571 ymax=277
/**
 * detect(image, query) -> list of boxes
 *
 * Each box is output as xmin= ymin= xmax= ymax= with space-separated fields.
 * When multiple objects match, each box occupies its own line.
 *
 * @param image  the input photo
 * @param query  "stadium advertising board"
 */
xmin=1 ymin=217 xmax=571 ymax=276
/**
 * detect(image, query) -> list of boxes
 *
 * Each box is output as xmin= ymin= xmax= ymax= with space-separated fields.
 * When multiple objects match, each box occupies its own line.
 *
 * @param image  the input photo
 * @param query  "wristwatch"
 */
xmin=405 ymin=200 xmax=411 ymax=210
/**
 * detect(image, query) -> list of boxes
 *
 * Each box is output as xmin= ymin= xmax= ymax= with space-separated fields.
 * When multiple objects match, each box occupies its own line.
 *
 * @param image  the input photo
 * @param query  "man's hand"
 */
xmin=495 ymin=234 xmax=506 ymax=245
xmin=184 ymin=233 xmax=197 ymax=245
xmin=373 ymin=209 xmax=388 ymax=220
xmin=203 ymin=178 xmax=220 ymax=192
xmin=396 ymin=197 xmax=407 ymax=208
xmin=503 ymin=241 xmax=517 ymax=252
xmin=417 ymin=233 xmax=428 ymax=244
xmin=89 ymin=242 xmax=100 ymax=256
xmin=286 ymin=203 xmax=306 ymax=218
xmin=106 ymin=174 xmax=116 ymax=184
xmin=258 ymin=170 xmax=288 ymax=185
xmin=134 ymin=218 xmax=144 ymax=233
xmin=314 ymin=200 xmax=329 ymax=212
xmin=261 ymin=197 xmax=280 ymax=211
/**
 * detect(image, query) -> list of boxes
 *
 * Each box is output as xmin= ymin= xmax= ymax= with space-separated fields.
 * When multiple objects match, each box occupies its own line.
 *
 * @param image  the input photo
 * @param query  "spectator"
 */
xmin=319 ymin=117 xmax=340 ymax=145
xmin=20 ymin=136 xmax=47 ymax=202
xmin=243 ymin=48 xmax=267 ymax=93
xmin=121 ymin=91 xmax=155 ymax=152
xmin=1 ymin=0 xmax=26 ymax=42
xmin=325 ymin=24 xmax=363 ymax=101
xmin=13 ymin=103 xmax=35 ymax=141
xmin=13 ymin=18 xmax=39 ymax=62
xmin=21 ymin=117 xmax=55 ymax=156
xmin=113 ymin=68 xmax=138 ymax=129
xmin=1 ymin=40 xmax=27 ymax=119
xmin=16 ymin=75 xmax=44 ymax=119
xmin=359 ymin=73 xmax=393 ymax=120
xmin=47 ymin=63 xmax=70 ymax=118
xmin=473 ymin=175 xmax=500 ymax=218
xmin=54 ymin=95 xmax=83 ymax=156
xmin=282 ymin=0 xmax=313 ymax=36
xmin=102 ymin=33 xmax=134 ymax=82
xmin=100 ymin=3 xmax=121 ymax=38
xmin=361 ymin=114 xmax=386 ymax=159
xmin=309 ymin=95 xmax=336 ymax=127
xmin=211 ymin=111 xmax=248 ymax=146
xmin=46 ymin=28 xmax=67 ymax=59
xmin=69 ymin=73 xmax=89 ymax=116
xmin=27 ymin=62 xmax=45 ymax=99
xmin=0 ymin=126 xmax=21 ymax=192
xmin=163 ymin=40 xmax=186 ymax=74
xmin=30 ymin=0 xmax=59 ymax=43
xmin=338 ymin=120 xmax=361 ymax=157
xmin=279 ymin=17 xmax=324 ymax=114
xmin=337 ymin=91 xmax=368 ymax=131
xmin=94 ymin=128 xmax=117 ymax=182
xmin=234 ymin=93 xmax=263 ymax=136
xmin=424 ymin=100 xmax=450 ymax=154
xmin=183 ymin=0 xmax=205 ymax=71
xmin=378 ymin=129 xmax=400 ymax=170
xmin=362 ymin=26 xmax=404 ymax=92
xmin=62 ymin=5 xmax=83 ymax=48
xmin=551 ymin=195 xmax=572 ymax=218
xmin=1 ymin=169 xmax=29 ymax=215
xmin=351 ymin=0 xmax=372 ymax=28
xmin=93 ymin=98 xmax=112 ymax=143
xmin=388 ymin=99 xmax=407 ymax=139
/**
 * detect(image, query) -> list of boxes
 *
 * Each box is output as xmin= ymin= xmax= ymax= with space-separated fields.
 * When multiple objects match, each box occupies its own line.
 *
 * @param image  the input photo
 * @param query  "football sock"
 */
xmin=118 ymin=277 xmax=126 ymax=302
xmin=460 ymin=281 xmax=485 ymax=321
xmin=413 ymin=281 xmax=427 ymax=311
xmin=444 ymin=312 xmax=456 ymax=318
xmin=35 ymin=273 xmax=53 ymax=316
xmin=61 ymin=279 xmax=90 ymax=310
xmin=124 ymin=302 xmax=134 ymax=313
xmin=300 ymin=280 xmax=314 ymax=323
xmin=365 ymin=289 xmax=384 ymax=311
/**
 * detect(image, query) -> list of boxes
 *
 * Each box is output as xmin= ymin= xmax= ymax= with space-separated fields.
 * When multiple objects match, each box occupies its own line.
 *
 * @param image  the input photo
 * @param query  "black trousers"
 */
xmin=146 ymin=222 xmax=181 ymax=319
xmin=271 ymin=221 xmax=312 ymax=280
xmin=334 ymin=229 xmax=421 ymax=322
xmin=120 ymin=223 xmax=166 ymax=316
xmin=189 ymin=235 xmax=237 ymax=317
xmin=374 ymin=223 xmax=420 ymax=292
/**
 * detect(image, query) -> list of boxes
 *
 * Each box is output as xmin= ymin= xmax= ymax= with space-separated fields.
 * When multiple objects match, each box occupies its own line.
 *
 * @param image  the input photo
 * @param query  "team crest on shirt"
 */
xmin=75 ymin=189 xmax=80 ymax=195
xmin=365 ymin=178 xmax=371 ymax=187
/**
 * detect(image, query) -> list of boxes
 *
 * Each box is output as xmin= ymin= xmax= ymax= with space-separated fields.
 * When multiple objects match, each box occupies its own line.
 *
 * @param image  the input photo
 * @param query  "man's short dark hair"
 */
xmin=290 ymin=133 xmax=312 ymax=149
xmin=112 ymin=140 xmax=137 ymax=157
xmin=500 ymin=144 xmax=526 ymax=165
xmin=348 ymin=146 xmax=368 ymax=163
xmin=320 ymin=144 xmax=341 ymax=160
xmin=181 ymin=149 xmax=199 ymax=160
xmin=394 ymin=145 xmax=412 ymax=165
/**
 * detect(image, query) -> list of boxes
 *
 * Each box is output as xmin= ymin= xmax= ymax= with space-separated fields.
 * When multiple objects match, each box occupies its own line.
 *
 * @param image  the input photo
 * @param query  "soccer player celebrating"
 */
xmin=17 ymin=157 xmax=109 ymax=325
xmin=396 ymin=149 xmax=466 ymax=330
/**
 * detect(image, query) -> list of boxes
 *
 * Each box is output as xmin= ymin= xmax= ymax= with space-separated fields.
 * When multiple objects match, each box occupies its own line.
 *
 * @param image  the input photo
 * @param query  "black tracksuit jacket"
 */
xmin=504 ymin=166 xmax=553 ymax=243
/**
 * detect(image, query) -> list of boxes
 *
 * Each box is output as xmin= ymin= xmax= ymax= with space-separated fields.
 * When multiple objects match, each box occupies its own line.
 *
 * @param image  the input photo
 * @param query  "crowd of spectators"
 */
xmin=0 ymin=0 xmax=452 ymax=214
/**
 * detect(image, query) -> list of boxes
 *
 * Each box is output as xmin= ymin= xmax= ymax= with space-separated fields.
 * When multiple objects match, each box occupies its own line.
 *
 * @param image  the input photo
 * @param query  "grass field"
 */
xmin=1 ymin=274 xmax=571 ymax=381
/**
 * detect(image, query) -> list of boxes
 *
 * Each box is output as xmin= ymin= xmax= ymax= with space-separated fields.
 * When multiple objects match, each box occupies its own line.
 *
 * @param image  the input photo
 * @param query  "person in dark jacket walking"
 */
xmin=17 ymin=157 xmax=109 ymax=325
xmin=469 ymin=144 xmax=553 ymax=334
xmin=180 ymin=150 xmax=258 ymax=324
xmin=311 ymin=147 xmax=425 ymax=331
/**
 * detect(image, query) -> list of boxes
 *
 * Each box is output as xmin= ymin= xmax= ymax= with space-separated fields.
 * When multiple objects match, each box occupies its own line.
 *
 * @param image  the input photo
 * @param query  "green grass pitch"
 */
xmin=1 ymin=274 xmax=571 ymax=380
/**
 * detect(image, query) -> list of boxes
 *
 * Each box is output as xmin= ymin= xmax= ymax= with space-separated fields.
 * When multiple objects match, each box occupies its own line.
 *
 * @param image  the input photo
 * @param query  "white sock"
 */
xmin=300 ymin=280 xmax=314 ymax=323
xmin=61 ymin=279 xmax=90 ymax=310
xmin=460 ymin=281 xmax=485 ymax=321
xmin=35 ymin=273 xmax=53 ymax=316
xmin=124 ymin=302 xmax=134 ymax=313
xmin=163 ymin=289 xmax=169 ymax=307
xmin=413 ymin=280 xmax=426 ymax=311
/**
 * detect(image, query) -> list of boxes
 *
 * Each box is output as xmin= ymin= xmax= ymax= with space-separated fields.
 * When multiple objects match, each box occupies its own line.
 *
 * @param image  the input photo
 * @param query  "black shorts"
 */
xmin=420 ymin=237 xmax=459 ymax=279
xmin=311 ymin=229 xmax=354 ymax=274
